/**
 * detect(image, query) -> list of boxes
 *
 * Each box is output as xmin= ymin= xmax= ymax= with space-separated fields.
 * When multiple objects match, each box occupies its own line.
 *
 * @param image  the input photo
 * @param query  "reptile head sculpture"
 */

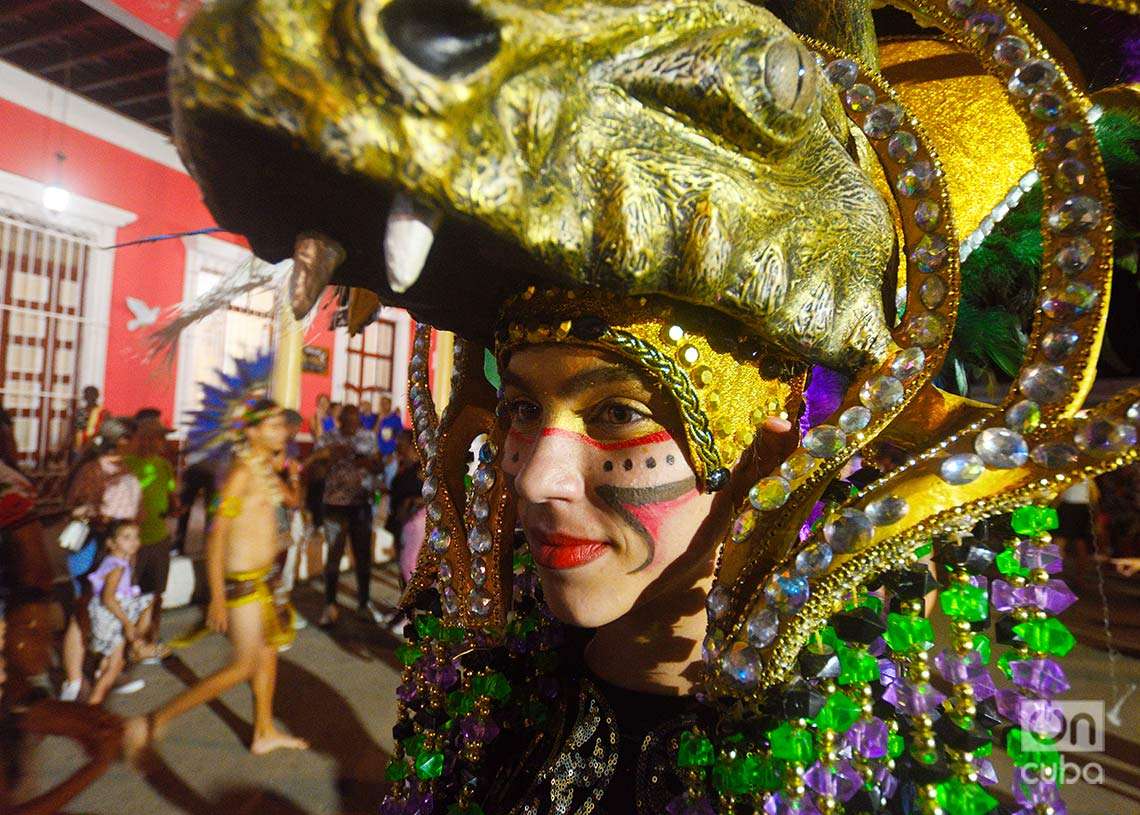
xmin=172 ymin=0 xmax=895 ymax=371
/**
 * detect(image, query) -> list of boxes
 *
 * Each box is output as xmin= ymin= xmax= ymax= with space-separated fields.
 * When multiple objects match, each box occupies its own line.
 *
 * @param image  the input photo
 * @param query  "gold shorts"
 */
xmin=224 ymin=566 xmax=295 ymax=649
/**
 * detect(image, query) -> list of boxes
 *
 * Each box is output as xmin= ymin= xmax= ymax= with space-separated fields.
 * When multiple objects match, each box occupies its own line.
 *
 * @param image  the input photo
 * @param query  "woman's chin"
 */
xmin=539 ymin=580 xmax=633 ymax=629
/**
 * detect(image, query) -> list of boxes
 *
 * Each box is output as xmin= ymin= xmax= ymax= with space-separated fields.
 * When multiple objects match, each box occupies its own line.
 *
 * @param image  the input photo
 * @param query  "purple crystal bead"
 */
xmin=396 ymin=682 xmax=418 ymax=703
xmin=991 ymin=580 xmax=1018 ymax=612
xmin=1011 ymin=658 xmax=1071 ymax=696
xmin=666 ymin=795 xmax=716 ymax=815
xmin=846 ymin=718 xmax=889 ymax=758
xmin=878 ymin=658 xmax=900 ymax=686
xmin=996 ymin=688 xmax=1024 ymax=722
xmin=423 ymin=660 xmax=459 ymax=689
xmin=970 ymin=671 xmax=998 ymax=701
xmin=1015 ymin=698 xmax=1066 ymax=738
xmin=935 ymin=648 xmax=985 ymax=683
xmin=459 ymin=715 xmax=501 ymax=744
xmin=1027 ymin=579 xmax=1077 ymax=614
xmin=975 ymin=757 xmax=998 ymax=786
xmin=379 ymin=799 xmax=404 ymax=815
xmin=868 ymin=636 xmax=887 ymax=657
xmin=883 ymin=679 xmax=946 ymax=715
xmin=804 ymin=760 xmax=862 ymax=801
xmin=1014 ymin=767 xmax=1066 ymax=809
xmin=969 ymin=575 xmax=989 ymax=591
xmin=1019 ymin=542 xmax=1062 ymax=573
xmin=404 ymin=789 xmax=435 ymax=815
xmin=874 ymin=765 xmax=899 ymax=801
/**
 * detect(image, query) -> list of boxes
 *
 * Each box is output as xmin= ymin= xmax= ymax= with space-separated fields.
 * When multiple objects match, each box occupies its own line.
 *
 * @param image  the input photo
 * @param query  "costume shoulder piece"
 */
xmin=171 ymin=0 xmax=1139 ymax=812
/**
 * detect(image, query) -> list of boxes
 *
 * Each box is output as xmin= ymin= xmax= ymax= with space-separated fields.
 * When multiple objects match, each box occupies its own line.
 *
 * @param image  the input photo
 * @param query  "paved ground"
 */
xmin=12 ymin=556 xmax=1140 ymax=814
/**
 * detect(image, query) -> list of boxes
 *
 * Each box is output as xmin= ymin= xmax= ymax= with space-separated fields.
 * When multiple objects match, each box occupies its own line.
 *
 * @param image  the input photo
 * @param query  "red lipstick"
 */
xmin=530 ymin=532 xmax=609 ymax=570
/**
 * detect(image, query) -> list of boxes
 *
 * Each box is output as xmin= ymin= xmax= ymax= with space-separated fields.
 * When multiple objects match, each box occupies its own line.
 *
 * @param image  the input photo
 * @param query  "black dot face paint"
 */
xmin=604 ymin=461 xmax=614 ymax=472
xmin=666 ymin=454 xmax=676 ymax=465
xmin=623 ymin=459 xmax=633 ymax=471
xmin=646 ymin=457 xmax=656 ymax=469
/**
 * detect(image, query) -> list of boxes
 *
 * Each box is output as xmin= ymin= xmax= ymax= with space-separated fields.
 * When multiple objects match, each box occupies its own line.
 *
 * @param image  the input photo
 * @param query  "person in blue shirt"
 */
xmin=376 ymin=395 xmax=404 ymax=459
xmin=359 ymin=400 xmax=378 ymax=432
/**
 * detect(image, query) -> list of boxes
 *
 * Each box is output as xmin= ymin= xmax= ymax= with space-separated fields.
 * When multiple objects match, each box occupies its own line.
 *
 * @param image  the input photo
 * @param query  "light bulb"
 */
xmin=43 ymin=185 xmax=70 ymax=213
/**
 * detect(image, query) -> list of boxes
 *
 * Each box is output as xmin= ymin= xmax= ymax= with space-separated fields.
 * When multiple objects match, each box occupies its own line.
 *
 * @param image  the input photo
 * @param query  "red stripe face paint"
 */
xmin=504 ymin=424 xmax=700 ymax=572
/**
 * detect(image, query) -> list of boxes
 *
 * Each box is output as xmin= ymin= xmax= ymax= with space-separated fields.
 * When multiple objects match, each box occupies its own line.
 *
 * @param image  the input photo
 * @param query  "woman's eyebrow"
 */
xmin=501 ymin=364 xmax=644 ymax=398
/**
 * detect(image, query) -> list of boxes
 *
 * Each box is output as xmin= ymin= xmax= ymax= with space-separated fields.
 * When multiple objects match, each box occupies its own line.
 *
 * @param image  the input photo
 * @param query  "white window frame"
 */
xmin=0 ymin=168 xmax=136 ymax=400
xmin=331 ymin=307 xmax=411 ymax=416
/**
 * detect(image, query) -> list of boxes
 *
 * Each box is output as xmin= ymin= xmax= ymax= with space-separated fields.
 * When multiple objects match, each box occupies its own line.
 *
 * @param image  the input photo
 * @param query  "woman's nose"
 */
xmin=512 ymin=429 xmax=588 ymax=505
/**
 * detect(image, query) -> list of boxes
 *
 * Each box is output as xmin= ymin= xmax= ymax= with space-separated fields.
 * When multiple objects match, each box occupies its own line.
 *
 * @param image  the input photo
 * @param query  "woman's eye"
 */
xmin=507 ymin=399 xmax=541 ymax=425
xmin=599 ymin=403 xmax=647 ymax=426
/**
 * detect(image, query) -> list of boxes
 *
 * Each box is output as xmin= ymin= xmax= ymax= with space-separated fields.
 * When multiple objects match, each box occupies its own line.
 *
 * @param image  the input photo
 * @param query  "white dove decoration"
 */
xmin=126 ymin=296 xmax=160 ymax=331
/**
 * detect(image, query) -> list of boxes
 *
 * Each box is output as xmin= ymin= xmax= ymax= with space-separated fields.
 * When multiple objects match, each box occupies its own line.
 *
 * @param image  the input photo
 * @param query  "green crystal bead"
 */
xmin=402 ymin=733 xmax=425 ymax=758
xmin=525 ymin=699 xmax=549 ymax=725
xmin=414 ymin=614 xmax=441 ymax=640
xmin=940 ymin=584 xmax=989 ymax=622
xmin=884 ymin=613 xmax=934 ymax=652
xmin=446 ymin=691 xmax=475 ymax=716
xmin=975 ymin=741 xmax=993 ymax=757
xmin=815 ymin=691 xmax=861 ymax=733
xmin=395 ymin=643 xmax=424 ymax=666
xmin=414 ymin=749 xmax=445 ymax=780
xmin=472 ymin=672 xmax=512 ymax=701
xmin=819 ymin=626 xmax=841 ymax=649
xmin=712 ymin=754 xmax=762 ymax=795
xmin=887 ymin=732 xmax=904 ymax=758
xmin=973 ymin=633 xmax=992 ymax=664
xmin=998 ymin=650 xmax=1018 ymax=679
xmin=757 ymin=757 xmax=784 ymax=791
xmin=448 ymin=806 xmax=486 ymax=815
xmin=914 ymin=541 xmax=933 ymax=558
xmin=861 ymin=594 xmax=884 ymax=615
xmin=767 ymin=722 xmax=816 ymax=763
xmin=385 ymin=760 xmax=410 ymax=781
xmin=440 ymin=625 xmax=466 ymax=643
xmin=677 ymin=731 xmax=715 ymax=767
xmin=996 ymin=548 xmax=1030 ymax=577
xmin=1011 ymin=505 xmax=1060 ymax=536
xmin=1013 ymin=618 xmax=1076 ymax=656
xmin=1007 ymin=728 xmax=1061 ymax=781
xmin=837 ymin=645 xmax=881 ymax=685
xmin=936 ymin=778 xmax=999 ymax=815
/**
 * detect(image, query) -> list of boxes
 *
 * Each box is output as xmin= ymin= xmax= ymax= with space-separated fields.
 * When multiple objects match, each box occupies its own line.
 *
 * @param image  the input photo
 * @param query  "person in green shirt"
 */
xmin=124 ymin=416 xmax=178 ymax=659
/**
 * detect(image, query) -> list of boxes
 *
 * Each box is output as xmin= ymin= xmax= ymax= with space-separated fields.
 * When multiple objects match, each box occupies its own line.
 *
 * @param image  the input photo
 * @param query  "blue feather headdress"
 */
xmin=184 ymin=352 xmax=276 ymax=464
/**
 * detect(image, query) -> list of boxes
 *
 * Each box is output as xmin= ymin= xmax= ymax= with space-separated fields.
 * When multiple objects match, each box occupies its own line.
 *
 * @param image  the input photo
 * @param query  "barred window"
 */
xmin=343 ymin=318 xmax=396 ymax=410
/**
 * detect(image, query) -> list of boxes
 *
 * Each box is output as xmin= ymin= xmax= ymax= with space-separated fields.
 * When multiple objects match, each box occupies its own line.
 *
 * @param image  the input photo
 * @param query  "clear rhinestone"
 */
xmin=863 ymin=103 xmax=903 ymax=139
xmin=469 ymin=556 xmax=488 ymax=585
xmin=1047 ymin=196 xmax=1102 ymax=235
xmin=1020 ymin=364 xmax=1071 ymax=403
xmin=803 ymin=425 xmax=847 ymax=458
xmin=442 ymin=587 xmax=459 ymax=615
xmin=910 ymin=233 xmax=948 ymax=272
xmin=824 ymin=508 xmax=874 ymax=553
xmin=1030 ymin=442 xmax=1080 ymax=469
xmin=1044 ymin=122 xmax=1085 ymax=157
xmin=1075 ymin=420 xmax=1138 ymax=455
xmin=1009 ymin=59 xmax=1057 ymax=97
xmin=780 ymin=449 xmax=814 ymax=481
xmin=824 ymin=59 xmax=859 ymax=90
xmin=428 ymin=528 xmax=451 ymax=554
xmin=1053 ymin=239 xmax=1095 ymax=276
xmin=965 ymin=12 xmax=1006 ymax=44
xmin=731 ymin=509 xmax=757 ymax=544
xmin=865 ymin=496 xmax=909 ymax=526
xmin=1030 ymin=91 xmax=1064 ymax=120
xmin=473 ymin=466 xmax=496 ymax=494
xmin=948 ymin=0 xmax=976 ymax=17
xmin=860 ymin=375 xmax=905 ymax=412
xmin=749 ymin=476 xmax=791 ymax=511
xmin=702 ymin=629 xmax=726 ymax=663
xmin=907 ymin=314 xmax=948 ymax=347
xmin=764 ymin=574 xmax=810 ymax=615
xmin=890 ymin=347 xmax=926 ymax=380
xmin=914 ymin=200 xmax=941 ymax=231
xmin=1041 ymin=327 xmax=1080 ymax=361
xmin=941 ymin=453 xmax=986 ymax=485
xmin=845 ymin=84 xmax=876 ymax=112
xmin=1127 ymin=400 xmax=1140 ymax=423
xmin=422 ymin=477 xmax=438 ymax=502
xmin=720 ymin=642 xmax=760 ymax=687
xmin=993 ymin=35 xmax=1030 ymax=67
xmin=427 ymin=502 xmax=443 ymax=523
xmin=706 ymin=585 xmax=731 ymax=621
xmin=469 ymin=588 xmax=493 ymax=617
xmin=887 ymin=131 xmax=919 ymax=163
xmin=1005 ymin=400 xmax=1042 ymax=433
xmin=747 ymin=608 xmax=780 ymax=649
xmin=472 ymin=495 xmax=491 ymax=522
xmin=896 ymin=161 xmax=934 ymax=197
xmin=1055 ymin=158 xmax=1089 ymax=193
xmin=795 ymin=542 xmax=834 ymax=577
xmin=919 ymin=276 xmax=948 ymax=310
xmin=439 ymin=561 xmax=453 ymax=582
xmin=1042 ymin=282 xmax=1099 ymax=320
xmin=975 ymin=427 xmax=1029 ymax=468
xmin=468 ymin=527 xmax=493 ymax=554
xmin=839 ymin=405 xmax=872 ymax=433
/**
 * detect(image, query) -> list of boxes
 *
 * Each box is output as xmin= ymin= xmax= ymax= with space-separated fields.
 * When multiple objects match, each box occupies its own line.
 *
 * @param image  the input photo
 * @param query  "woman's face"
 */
xmin=502 ymin=344 xmax=718 ymax=629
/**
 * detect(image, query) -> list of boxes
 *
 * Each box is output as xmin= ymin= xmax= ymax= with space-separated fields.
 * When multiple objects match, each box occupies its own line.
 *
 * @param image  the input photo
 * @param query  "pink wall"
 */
xmin=0 ymin=97 xmax=337 ymax=426
xmin=103 ymin=0 xmax=190 ymax=40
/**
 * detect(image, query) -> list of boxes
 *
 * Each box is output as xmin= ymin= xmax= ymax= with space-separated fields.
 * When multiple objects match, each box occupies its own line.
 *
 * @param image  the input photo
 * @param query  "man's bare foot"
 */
xmin=250 ymin=729 xmax=309 ymax=755
xmin=121 ymin=715 xmax=153 ymax=765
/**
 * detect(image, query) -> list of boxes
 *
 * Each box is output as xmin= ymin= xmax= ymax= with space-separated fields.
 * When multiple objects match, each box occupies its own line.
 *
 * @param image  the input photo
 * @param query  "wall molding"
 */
xmin=0 ymin=59 xmax=185 ymax=174
xmin=78 ymin=0 xmax=176 ymax=53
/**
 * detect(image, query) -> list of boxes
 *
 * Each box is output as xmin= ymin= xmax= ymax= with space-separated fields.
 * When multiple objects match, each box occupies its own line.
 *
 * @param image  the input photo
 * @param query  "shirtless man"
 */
xmin=124 ymin=399 xmax=307 ymax=757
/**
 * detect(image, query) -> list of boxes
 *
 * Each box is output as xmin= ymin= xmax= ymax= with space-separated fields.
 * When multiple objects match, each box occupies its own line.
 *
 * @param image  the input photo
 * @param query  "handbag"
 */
xmin=58 ymin=518 xmax=91 ymax=552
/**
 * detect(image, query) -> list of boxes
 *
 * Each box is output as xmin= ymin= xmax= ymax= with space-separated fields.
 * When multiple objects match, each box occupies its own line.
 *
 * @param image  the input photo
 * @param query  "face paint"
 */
xmin=595 ymin=477 xmax=698 ymax=572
